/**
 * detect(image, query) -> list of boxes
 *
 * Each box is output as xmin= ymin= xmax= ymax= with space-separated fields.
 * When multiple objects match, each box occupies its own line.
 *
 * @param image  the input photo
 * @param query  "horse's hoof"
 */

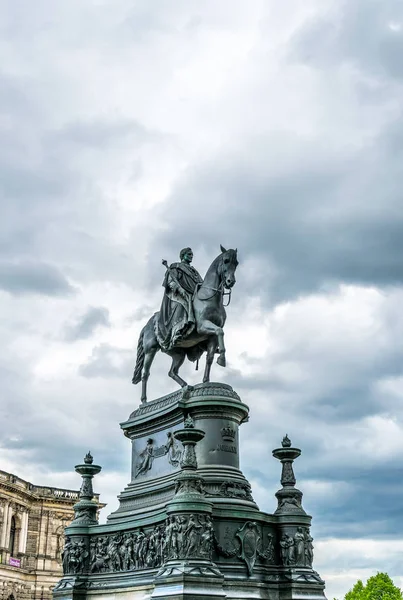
xmin=141 ymin=397 xmax=147 ymax=404
xmin=217 ymin=355 xmax=226 ymax=367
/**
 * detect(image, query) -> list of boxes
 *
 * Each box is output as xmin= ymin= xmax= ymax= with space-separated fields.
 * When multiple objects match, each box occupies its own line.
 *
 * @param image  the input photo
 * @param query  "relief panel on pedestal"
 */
xmin=279 ymin=527 xmax=314 ymax=568
xmin=59 ymin=514 xmax=215 ymax=578
xmin=214 ymin=521 xmax=278 ymax=575
xmin=132 ymin=429 xmax=183 ymax=481
xmin=196 ymin=420 xmax=239 ymax=468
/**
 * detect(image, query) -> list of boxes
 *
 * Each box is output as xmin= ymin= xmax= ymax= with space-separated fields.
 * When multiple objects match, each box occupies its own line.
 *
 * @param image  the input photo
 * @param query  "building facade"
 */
xmin=0 ymin=469 xmax=101 ymax=600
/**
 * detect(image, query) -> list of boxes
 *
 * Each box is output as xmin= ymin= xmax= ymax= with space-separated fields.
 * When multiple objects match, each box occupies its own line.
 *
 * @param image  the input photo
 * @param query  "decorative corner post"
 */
xmin=162 ymin=415 xmax=210 ymax=516
xmin=153 ymin=415 xmax=223 ymax=592
xmin=272 ymin=435 xmax=306 ymax=515
xmin=176 ymin=414 xmax=204 ymax=468
xmin=272 ymin=436 xmax=322 ymax=583
xmin=56 ymin=452 xmax=102 ymax=587
xmin=71 ymin=451 xmax=102 ymax=526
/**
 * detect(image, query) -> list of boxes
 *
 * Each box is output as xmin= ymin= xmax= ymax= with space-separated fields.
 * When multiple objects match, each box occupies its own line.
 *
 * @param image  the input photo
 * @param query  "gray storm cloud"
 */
xmin=0 ymin=1 xmax=402 ymax=596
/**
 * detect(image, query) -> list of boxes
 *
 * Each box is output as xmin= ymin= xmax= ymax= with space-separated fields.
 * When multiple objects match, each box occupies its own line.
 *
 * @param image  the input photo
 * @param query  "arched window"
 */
xmin=9 ymin=515 xmax=16 ymax=555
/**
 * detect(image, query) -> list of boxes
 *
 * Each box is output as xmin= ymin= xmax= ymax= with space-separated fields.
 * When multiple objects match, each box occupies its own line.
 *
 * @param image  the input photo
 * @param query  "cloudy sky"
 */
xmin=1 ymin=0 xmax=403 ymax=596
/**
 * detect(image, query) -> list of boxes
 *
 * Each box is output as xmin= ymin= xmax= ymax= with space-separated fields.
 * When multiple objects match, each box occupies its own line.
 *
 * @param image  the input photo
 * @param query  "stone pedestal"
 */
xmin=53 ymin=382 xmax=327 ymax=600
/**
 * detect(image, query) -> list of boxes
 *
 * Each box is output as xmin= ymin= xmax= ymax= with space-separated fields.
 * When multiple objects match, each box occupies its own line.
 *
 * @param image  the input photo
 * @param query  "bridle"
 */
xmin=198 ymin=260 xmax=233 ymax=307
xmin=199 ymin=282 xmax=232 ymax=306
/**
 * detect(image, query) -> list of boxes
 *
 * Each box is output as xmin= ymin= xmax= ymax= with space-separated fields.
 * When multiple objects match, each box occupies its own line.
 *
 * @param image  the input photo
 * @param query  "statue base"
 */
xmin=53 ymin=382 xmax=327 ymax=600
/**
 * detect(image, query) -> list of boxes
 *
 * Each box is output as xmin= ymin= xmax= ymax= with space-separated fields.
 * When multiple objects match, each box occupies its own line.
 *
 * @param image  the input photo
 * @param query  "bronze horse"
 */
xmin=132 ymin=247 xmax=238 ymax=402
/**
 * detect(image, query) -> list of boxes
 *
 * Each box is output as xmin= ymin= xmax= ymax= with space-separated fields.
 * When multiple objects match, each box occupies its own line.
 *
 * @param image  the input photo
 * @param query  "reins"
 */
xmin=198 ymin=281 xmax=232 ymax=307
xmin=223 ymin=289 xmax=232 ymax=307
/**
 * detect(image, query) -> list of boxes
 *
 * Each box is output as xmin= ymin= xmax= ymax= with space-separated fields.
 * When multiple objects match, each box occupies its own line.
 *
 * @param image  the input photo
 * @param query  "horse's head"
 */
xmin=219 ymin=244 xmax=238 ymax=289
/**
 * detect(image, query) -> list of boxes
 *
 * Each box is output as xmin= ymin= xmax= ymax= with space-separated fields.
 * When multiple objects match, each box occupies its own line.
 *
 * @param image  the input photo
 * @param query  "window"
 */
xmin=9 ymin=516 xmax=16 ymax=556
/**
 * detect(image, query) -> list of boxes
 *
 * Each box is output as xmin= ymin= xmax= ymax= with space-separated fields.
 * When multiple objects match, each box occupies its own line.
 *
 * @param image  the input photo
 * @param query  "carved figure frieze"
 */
xmin=304 ymin=530 xmax=314 ymax=567
xmin=65 ymin=515 xmax=214 ymax=576
xmin=214 ymin=526 xmax=240 ymax=558
xmin=280 ymin=534 xmax=294 ymax=566
xmin=62 ymin=537 xmax=89 ymax=574
xmin=166 ymin=432 xmax=182 ymax=467
xmin=135 ymin=439 xmax=155 ymax=477
xmin=164 ymin=514 xmax=213 ymax=561
xmin=257 ymin=533 xmax=275 ymax=564
xmin=219 ymin=481 xmax=253 ymax=501
xmin=73 ymin=505 xmax=97 ymax=525
xmin=88 ymin=525 xmax=166 ymax=573
xmin=294 ymin=527 xmax=305 ymax=564
xmin=174 ymin=477 xmax=204 ymax=495
xmin=277 ymin=495 xmax=302 ymax=511
xmin=135 ymin=433 xmax=183 ymax=478
xmin=280 ymin=527 xmax=314 ymax=568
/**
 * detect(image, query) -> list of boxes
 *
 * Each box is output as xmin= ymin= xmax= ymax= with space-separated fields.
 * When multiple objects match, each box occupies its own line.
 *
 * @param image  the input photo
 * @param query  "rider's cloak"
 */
xmin=155 ymin=261 xmax=203 ymax=353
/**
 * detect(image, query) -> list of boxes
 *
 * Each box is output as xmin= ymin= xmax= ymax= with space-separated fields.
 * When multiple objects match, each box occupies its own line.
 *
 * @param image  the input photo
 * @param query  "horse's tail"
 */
xmin=132 ymin=328 xmax=145 ymax=384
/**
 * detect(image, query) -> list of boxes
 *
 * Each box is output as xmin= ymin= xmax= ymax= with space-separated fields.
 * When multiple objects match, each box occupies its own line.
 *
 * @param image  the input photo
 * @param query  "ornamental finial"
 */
xmin=184 ymin=415 xmax=195 ymax=429
xmin=282 ymin=434 xmax=291 ymax=448
xmin=84 ymin=451 xmax=93 ymax=464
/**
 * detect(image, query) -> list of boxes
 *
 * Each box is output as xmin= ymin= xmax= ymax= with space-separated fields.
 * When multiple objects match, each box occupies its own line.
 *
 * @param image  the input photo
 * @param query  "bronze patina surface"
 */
xmin=54 ymin=246 xmax=327 ymax=600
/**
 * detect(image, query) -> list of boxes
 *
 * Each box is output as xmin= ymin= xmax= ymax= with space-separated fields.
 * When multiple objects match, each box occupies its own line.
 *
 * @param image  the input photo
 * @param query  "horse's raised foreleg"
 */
xmin=168 ymin=350 xmax=187 ymax=388
xmin=203 ymin=337 xmax=218 ymax=383
xmin=197 ymin=320 xmax=226 ymax=367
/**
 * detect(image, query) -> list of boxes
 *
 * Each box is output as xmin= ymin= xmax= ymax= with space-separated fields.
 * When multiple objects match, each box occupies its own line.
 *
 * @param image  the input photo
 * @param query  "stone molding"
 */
xmin=128 ymin=383 xmax=241 ymax=421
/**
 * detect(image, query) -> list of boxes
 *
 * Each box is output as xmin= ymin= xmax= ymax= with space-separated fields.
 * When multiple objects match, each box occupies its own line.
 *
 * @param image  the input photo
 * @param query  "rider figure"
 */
xmin=156 ymin=247 xmax=203 ymax=352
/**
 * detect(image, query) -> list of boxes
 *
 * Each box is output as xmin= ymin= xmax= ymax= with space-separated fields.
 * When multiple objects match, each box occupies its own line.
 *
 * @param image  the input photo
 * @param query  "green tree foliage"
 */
xmin=345 ymin=579 xmax=365 ymax=600
xmin=344 ymin=573 xmax=402 ymax=600
xmin=365 ymin=573 xmax=402 ymax=600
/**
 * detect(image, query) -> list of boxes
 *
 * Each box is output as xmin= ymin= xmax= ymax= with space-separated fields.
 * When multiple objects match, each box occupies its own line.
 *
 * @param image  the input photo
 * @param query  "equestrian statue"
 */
xmin=132 ymin=245 xmax=239 ymax=402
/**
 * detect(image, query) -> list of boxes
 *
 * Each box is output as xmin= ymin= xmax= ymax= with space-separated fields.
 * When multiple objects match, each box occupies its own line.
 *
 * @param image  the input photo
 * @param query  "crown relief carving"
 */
xmin=221 ymin=425 xmax=236 ymax=442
